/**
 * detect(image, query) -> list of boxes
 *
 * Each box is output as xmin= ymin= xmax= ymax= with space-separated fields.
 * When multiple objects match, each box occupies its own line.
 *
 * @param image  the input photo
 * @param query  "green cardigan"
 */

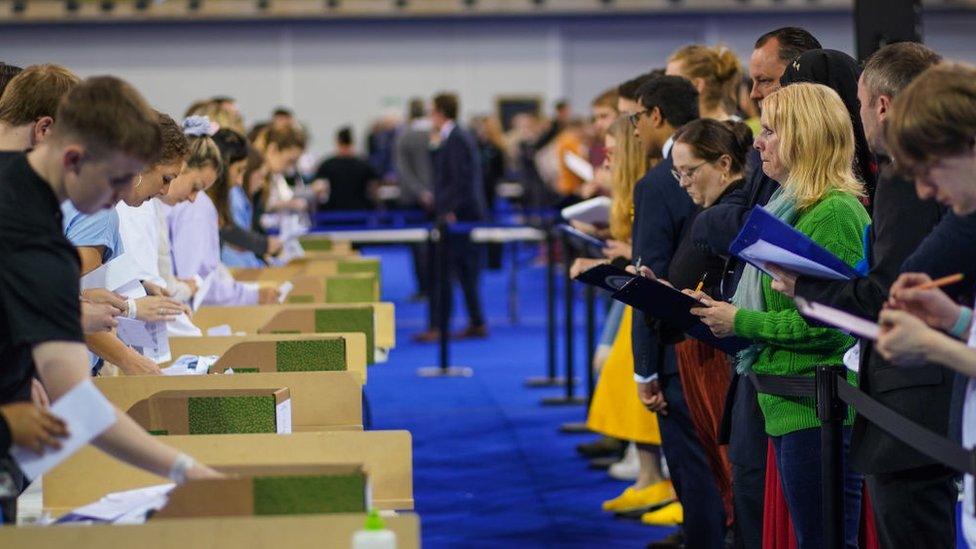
xmin=733 ymin=190 xmax=871 ymax=436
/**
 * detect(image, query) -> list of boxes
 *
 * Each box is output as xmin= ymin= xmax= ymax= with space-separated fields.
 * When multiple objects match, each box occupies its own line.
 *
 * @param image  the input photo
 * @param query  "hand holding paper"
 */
xmin=11 ymin=379 xmax=117 ymax=480
xmin=887 ymin=272 xmax=963 ymax=331
xmin=0 ymin=402 xmax=67 ymax=455
xmin=876 ymin=309 xmax=941 ymax=366
xmin=767 ymin=264 xmax=799 ymax=298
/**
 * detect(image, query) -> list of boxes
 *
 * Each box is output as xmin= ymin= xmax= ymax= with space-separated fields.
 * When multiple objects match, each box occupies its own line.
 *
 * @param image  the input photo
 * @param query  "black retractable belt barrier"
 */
xmin=751 ymin=365 xmax=976 ymax=549
xmin=543 ymin=229 xmax=586 ymax=406
xmin=526 ymin=223 xmax=566 ymax=388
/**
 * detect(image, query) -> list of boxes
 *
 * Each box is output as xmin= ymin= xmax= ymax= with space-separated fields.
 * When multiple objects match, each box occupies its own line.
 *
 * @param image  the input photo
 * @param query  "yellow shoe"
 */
xmin=601 ymin=481 xmax=675 ymax=513
xmin=640 ymin=501 xmax=684 ymax=526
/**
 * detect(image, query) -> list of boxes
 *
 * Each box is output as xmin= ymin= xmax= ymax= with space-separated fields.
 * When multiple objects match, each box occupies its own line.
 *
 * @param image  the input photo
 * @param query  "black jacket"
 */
xmin=794 ymin=163 xmax=951 ymax=473
xmin=431 ymin=125 xmax=487 ymax=222
xmin=630 ymin=155 xmax=696 ymax=378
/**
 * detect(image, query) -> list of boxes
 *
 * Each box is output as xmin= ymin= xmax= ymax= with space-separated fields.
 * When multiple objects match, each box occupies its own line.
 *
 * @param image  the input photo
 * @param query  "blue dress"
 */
xmin=61 ymin=201 xmax=124 ymax=261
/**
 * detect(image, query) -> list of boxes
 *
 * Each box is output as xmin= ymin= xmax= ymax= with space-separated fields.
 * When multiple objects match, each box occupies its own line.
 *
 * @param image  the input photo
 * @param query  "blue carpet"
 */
xmin=363 ymin=244 xmax=676 ymax=548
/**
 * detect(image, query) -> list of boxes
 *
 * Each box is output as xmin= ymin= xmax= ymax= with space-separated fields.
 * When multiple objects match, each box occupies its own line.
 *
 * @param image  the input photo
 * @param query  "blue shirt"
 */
xmin=61 ymin=201 xmax=124 ymax=262
xmin=221 ymin=186 xmax=263 ymax=268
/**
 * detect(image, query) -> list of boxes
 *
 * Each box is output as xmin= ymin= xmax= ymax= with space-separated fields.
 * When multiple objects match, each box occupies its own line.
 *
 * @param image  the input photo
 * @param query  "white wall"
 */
xmin=2 ymin=9 xmax=975 ymax=160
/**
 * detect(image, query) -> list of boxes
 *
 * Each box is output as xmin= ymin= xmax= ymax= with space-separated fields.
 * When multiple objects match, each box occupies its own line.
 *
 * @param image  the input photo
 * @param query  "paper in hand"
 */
xmin=795 ymin=297 xmax=880 ymax=340
xmin=11 ymin=379 xmax=117 ymax=480
xmin=563 ymin=151 xmax=595 ymax=182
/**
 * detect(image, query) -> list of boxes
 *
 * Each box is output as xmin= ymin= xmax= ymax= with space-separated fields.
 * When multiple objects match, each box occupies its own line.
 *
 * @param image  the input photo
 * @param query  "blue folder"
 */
xmin=558 ymin=224 xmax=606 ymax=257
xmin=729 ymin=207 xmax=860 ymax=280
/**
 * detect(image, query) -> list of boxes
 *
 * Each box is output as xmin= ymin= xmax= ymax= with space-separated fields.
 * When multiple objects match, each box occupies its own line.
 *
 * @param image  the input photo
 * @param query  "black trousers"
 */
xmin=657 ymin=371 xmax=727 ymax=549
xmin=865 ymin=465 xmax=957 ymax=549
xmin=430 ymin=231 xmax=485 ymax=329
xmin=724 ymin=374 xmax=767 ymax=549
xmin=411 ymin=242 xmax=430 ymax=296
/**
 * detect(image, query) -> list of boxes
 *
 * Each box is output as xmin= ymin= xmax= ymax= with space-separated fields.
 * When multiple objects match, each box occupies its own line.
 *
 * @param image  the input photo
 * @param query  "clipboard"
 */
xmin=558 ymin=224 xmax=606 ymax=256
xmin=795 ymin=297 xmax=880 ymax=340
xmin=730 ymin=207 xmax=860 ymax=281
xmin=573 ymin=263 xmax=635 ymax=293
xmin=611 ymin=276 xmax=750 ymax=355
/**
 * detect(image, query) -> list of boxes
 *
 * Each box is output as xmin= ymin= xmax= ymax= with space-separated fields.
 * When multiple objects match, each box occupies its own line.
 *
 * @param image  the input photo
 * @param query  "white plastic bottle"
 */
xmin=352 ymin=510 xmax=396 ymax=549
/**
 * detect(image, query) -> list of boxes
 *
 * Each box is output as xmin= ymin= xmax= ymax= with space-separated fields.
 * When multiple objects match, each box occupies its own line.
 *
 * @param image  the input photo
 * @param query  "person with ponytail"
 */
xmin=666 ymin=44 xmax=743 ymax=121
xmin=206 ymin=129 xmax=282 ymax=268
xmin=164 ymin=116 xmax=278 ymax=305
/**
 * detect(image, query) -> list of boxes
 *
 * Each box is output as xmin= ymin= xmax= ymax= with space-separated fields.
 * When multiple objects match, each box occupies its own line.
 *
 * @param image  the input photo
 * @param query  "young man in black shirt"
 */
xmin=313 ymin=126 xmax=378 ymax=211
xmin=0 ymin=76 xmax=220 ymax=508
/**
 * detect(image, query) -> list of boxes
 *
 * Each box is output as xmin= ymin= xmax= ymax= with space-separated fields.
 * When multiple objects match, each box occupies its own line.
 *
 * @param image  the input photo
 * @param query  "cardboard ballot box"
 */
xmin=126 ymin=388 xmax=292 ymax=436
xmin=95 ymin=371 xmax=362 ymax=432
xmin=44 ymin=431 xmax=413 ymax=513
xmin=0 ymin=513 xmax=421 ymax=549
xmin=282 ymin=273 xmax=379 ymax=304
xmin=193 ymin=302 xmax=396 ymax=357
xmin=231 ymin=257 xmax=380 ymax=282
xmin=167 ymin=333 xmax=367 ymax=383
xmin=154 ymin=464 xmax=368 ymax=519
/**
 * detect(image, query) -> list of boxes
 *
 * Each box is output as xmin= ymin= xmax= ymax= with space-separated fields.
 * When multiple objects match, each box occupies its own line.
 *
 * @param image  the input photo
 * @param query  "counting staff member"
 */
xmin=0 ymin=76 xmax=221 ymax=522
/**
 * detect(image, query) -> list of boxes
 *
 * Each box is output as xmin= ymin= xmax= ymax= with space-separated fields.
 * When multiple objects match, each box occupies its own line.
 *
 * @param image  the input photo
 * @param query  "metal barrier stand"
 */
xmin=543 ymin=228 xmax=586 ymax=406
xmin=526 ymin=224 xmax=566 ymax=389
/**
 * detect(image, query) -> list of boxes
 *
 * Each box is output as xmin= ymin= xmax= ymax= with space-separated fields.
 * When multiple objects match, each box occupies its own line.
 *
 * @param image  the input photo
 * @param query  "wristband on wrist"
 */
xmin=949 ymin=306 xmax=973 ymax=339
xmin=125 ymin=298 xmax=138 ymax=319
xmin=167 ymin=453 xmax=196 ymax=484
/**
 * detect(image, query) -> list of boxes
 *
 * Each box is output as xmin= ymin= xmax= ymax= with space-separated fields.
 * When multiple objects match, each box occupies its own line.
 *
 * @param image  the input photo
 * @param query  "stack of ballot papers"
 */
xmin=561 ymin=196 xmax=611 ymax=226
xmin=161 ymin=354 xmax=219 ymax=376
xmin=730 ymin=207 xmax=861 ymax=281
xmin=55 ymin=484 xmax=175 ymax=525
xmin=11 ymin=380 xmax=117 ymax=481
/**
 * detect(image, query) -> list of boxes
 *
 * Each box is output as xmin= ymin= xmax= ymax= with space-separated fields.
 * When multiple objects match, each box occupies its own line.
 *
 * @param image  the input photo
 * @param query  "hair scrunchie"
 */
xmin=182 ymin=115 xmax=217 ymax=137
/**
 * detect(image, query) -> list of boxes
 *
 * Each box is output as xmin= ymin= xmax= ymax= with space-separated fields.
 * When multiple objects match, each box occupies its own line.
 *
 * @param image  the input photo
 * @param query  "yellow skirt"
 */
xmin=586 ymin=307 xmax=661 ymax=444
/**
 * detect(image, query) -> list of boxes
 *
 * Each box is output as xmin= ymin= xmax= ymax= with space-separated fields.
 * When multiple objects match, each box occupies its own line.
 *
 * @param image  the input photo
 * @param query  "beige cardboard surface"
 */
xmin=0 ymin=513 xmax=420 ymax=549
xmin=167 ymin=333 xmax=367 ymax=383
xmin=94 ymin=372 xmax=362 ymax=431
xmin=193 ymin=302 xmax=395 ymax=349
xmin=44 ymin=431 xmax=413 ymax=512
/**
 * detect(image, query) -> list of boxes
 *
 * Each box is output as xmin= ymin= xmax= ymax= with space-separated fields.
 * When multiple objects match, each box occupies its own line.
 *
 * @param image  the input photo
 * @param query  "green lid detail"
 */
xmin=337 ymin=260 xmax=380 ymax=278
xmin=286 ymin=294 xmax=315 ymax=304
xmin=364 ymin=509 xmax=385 ymax=530
xmin=298 ymin=237 xmax=333 ymax=251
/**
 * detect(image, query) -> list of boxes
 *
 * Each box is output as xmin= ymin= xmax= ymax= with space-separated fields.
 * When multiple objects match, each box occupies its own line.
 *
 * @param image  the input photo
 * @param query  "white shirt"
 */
xmin=963 ymin=304 xmax=976 ymax=547
xmin=662 ymin=136 xmax=675 ymax=160
xmin=114 ymin=201 xmax=165 ymax=287
xmin=439 ymin=120 xmax=456 ymax=141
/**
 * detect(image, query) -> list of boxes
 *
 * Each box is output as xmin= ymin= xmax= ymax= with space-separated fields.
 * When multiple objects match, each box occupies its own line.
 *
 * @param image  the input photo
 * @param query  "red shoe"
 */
xmin=411 ymin=329 xmax=441 ymax=343
xmin=452 ymin=325 xmax=488 ymax=339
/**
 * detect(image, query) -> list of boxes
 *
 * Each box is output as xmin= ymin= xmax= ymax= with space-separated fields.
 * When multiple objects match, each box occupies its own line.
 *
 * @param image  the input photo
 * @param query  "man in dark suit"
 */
xmin=414 ymin=92 xmax=488 ymax=342
xmin=630 ymin=75 xmax=725 ymax=548
xmin=690 ymin=27 xmax=821 ymax=549
xmin=769 ymin=43 xmax=957 ymax=548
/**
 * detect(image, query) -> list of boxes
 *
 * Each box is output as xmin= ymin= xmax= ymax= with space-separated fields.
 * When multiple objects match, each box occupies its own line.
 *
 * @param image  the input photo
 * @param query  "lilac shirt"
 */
xmin=168 ymin=193 xmax=259 ymax=306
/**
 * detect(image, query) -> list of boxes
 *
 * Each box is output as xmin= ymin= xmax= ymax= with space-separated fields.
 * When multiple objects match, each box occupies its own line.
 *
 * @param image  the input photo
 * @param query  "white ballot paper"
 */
xmin=561 ymin=196 xmax=611 ymax=226
xmin=11 ymin=379 xmax=117 ymax=480
xmin=162 ymin=354 xmax=218 ymax=376
xmin=191 ymin=271 xmax=217 ymax=312
xmin=117 ymin=318 xmax=170 ymax=363
xmin=60 ymin=484 xmax=175 ymax=524
xmin=563 ymin=151 xmax=595 ymax=182
xmin=795 ymin=297 xmax=880 ymax=340
xmin=206 ymin=324 xmax=233 ymax=337
xmin=278 ymin=281 xmax=294 ymax=303
xmin=738 ymin=240 xmax=852 ymax=281
xmin=81 ymin=253 xmax=148 ymax=299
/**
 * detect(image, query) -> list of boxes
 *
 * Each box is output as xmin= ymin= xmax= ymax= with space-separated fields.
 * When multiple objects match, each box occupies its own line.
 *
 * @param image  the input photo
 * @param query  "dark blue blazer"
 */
xmin=431 ymin=125 xmax=487 ymax=222
xmin=631 ymin=155 xmax=696 ymax=378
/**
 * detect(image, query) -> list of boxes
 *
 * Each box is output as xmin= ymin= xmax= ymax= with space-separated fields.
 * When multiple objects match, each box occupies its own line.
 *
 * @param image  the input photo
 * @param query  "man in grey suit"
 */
xmin=395 ymin=98 xmax=434 ymax=301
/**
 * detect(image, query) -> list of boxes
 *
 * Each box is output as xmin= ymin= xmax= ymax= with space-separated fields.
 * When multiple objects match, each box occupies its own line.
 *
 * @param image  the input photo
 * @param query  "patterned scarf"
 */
xmin=731 ymin=187 xmax=799 ymax=373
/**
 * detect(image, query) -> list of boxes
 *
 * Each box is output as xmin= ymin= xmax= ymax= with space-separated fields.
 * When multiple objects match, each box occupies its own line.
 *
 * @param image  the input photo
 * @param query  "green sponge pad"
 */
xmin=314 ymin=308 xmax=374 ymax=365
xmin=337 ymin=260 xmax=380 ymax=278
xmin=298 ymin=237 xmax=333 ymax=251
xmin=252 ymin=474 xmax=366 ymax=515
xmin=325 ymin=276 xmax=377 ymax=303
xmin=275 ymin=339 xmax=346 ymax=372
xmin=187 ymin=395 xmax=277 ymax=434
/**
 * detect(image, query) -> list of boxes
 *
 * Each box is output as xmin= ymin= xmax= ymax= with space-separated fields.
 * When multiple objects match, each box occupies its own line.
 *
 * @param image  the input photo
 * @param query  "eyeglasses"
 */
xmin=628 ymin=110 xmax=649 ymax=128
xmin=670 ymin=161 xmax=709 ymax=181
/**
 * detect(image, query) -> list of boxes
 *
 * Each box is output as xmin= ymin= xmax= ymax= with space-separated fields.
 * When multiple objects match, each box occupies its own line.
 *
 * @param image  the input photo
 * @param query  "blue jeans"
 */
xmin=771 ymin=426 xmax=862 ymax=549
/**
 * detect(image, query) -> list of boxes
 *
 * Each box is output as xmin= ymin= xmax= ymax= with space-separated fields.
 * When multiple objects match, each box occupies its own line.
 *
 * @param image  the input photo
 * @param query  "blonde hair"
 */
xmin=185 ymin=134 xmax=222 ymax=174
xmin=185 ymin=98 xmax=245 ymax=135
xmin=761 ymin=83 xmax=864 ymax=210
xmin=668 ymin=44 xmax=741 ymax=116
xmin=608 ymin=115 xmax=649 ymax=240
xmin=887 ymin=62 xmax=976 ymax=175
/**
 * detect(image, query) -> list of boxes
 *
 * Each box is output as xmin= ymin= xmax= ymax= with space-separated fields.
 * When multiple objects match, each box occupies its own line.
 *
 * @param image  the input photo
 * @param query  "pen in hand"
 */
xmin=694 ymin=273 xmax=708 ymax=294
